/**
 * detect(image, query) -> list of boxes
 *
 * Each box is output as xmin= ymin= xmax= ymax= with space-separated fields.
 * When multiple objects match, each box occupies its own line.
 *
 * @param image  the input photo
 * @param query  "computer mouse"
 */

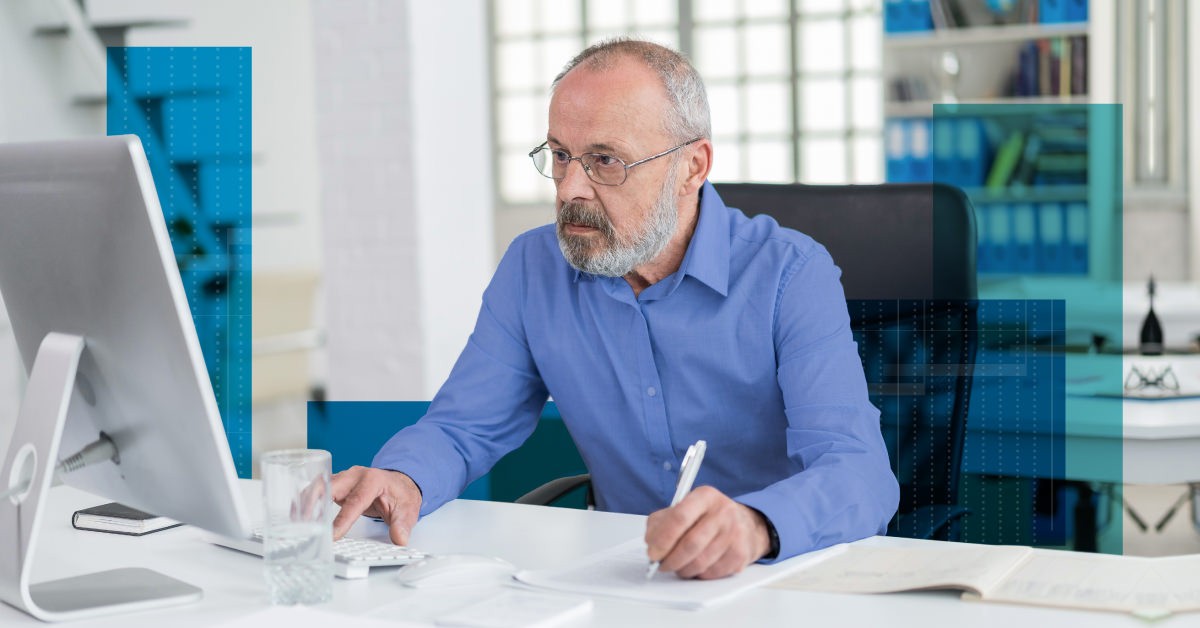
xmin=396 ymin=554 xmax=517 ymax=588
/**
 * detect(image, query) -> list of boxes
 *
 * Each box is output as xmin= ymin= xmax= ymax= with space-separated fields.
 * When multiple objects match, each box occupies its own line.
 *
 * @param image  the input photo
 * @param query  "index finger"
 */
xmin=332 ymin=481 xmax=380 ymax=539
xmin=331 ymin=466 xmax=363 ymax=504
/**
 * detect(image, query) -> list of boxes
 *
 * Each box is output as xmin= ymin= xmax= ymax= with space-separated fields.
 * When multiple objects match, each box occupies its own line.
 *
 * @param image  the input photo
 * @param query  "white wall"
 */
xmin=314 ymin=0 xmax=494 ymax=402
xmin=409 ymin=2 xmax=495 ymax=397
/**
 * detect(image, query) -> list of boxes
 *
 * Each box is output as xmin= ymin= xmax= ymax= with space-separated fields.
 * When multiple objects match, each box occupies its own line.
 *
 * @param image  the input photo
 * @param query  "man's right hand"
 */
xmin=331 ymin=466 xmax=422 ymax=546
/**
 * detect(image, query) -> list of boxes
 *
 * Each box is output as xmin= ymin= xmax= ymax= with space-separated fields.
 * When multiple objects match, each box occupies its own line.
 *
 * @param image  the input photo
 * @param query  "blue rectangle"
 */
xmin=108 ymin=47 xmax=253 ymax=476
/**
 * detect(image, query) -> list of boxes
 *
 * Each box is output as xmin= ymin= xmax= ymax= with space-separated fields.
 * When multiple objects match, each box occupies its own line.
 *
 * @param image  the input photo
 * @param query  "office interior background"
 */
xmin=1 ymin=0 xmax=1198 ymax=555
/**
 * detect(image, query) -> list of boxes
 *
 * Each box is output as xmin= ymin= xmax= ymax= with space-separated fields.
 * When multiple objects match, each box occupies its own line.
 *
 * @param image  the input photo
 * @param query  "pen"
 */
xmin=646 ymin=439 xmax=707 ymax=580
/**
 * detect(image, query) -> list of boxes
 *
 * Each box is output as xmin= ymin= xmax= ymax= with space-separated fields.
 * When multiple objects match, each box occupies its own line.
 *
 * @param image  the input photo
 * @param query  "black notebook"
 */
xmin=71 ymin=502 xmax=182 ymax=536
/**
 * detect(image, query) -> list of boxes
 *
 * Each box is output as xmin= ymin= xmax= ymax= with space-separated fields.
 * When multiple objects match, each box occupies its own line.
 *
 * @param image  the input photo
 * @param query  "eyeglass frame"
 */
xmin=528 ymin=137 xmax=702 ymax=186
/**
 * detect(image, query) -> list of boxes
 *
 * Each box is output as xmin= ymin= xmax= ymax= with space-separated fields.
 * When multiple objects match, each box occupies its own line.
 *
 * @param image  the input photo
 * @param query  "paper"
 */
xmin=772 ymin=540 xmax=1200 ymax=616
xmin=435 ymin=591 xmax=593 ymax=627
xmin=772 ymin=543 xmax=1032 ymax=596
xmin=514 ymin=537 xmax=836 ymax=610
xmin=212 ymin=606 xmax=427 ymax=628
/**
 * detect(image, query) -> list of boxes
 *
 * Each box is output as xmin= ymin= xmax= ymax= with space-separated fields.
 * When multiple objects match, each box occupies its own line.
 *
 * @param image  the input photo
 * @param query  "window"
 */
xmin=489 ymin=0 xmax=883 ymax=209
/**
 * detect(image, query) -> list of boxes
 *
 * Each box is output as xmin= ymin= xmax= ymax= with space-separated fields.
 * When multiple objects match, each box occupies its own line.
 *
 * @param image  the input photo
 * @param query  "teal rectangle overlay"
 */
xmin=107 ymin=47 xmax=253 ymax=477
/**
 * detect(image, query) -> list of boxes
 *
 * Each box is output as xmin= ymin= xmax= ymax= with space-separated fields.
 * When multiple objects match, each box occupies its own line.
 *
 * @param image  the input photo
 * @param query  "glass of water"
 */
xmin=261 ymin=449 xmax=333 ymax=605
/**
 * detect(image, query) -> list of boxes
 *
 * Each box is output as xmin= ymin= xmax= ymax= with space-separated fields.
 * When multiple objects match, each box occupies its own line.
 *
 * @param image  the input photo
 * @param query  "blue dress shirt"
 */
xmin=373 ymin=181 xmax=899 ymax=561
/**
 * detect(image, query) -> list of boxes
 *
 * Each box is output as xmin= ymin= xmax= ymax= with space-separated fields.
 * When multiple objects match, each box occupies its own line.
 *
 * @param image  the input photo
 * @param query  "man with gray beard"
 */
xmin=332 ymin=39 xmax=898 ymax=580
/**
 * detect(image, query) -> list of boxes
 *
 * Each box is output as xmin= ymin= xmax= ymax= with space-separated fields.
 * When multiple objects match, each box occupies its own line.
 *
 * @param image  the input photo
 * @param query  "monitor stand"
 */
xmin=0 ymin=333 xmax=202 ymax=622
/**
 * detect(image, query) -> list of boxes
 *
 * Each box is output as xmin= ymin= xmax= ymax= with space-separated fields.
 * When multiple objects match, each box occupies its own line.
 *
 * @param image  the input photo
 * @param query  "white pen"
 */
xmin=646 ymin=439 xmax=707 ymax=580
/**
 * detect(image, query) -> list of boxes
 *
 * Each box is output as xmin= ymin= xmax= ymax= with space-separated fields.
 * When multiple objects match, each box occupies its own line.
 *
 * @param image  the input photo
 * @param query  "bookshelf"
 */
xmin=882 ymin=0 xmax=1119 ymax=284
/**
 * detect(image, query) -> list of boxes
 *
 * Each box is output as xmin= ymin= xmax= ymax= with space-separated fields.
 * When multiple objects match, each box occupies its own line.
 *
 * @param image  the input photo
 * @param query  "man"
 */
xmin=332 ymin=39 xmax=898 ymax=580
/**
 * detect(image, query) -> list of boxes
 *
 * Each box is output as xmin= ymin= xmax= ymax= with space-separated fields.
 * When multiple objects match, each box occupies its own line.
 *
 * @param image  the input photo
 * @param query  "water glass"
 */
xmin=261 ymin=449 xmax=333 ymax=605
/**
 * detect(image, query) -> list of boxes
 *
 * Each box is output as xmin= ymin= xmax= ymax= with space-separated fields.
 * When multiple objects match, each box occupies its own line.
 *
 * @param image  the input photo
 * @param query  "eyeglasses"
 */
xmin=529 ymin=138 xmax=701 ymax=186
xmin=1123 ymin=364 xmax=1180 ymax=395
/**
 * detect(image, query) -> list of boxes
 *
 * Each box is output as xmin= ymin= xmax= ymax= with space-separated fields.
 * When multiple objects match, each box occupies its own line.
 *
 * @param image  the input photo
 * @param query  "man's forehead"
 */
xmin=548 ymin=58 xmax=669 ymax=150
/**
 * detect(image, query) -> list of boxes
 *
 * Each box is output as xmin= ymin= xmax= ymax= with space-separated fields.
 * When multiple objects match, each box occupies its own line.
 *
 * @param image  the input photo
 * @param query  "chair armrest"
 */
xmin=515 ymin=474 xmax=592 ymax=506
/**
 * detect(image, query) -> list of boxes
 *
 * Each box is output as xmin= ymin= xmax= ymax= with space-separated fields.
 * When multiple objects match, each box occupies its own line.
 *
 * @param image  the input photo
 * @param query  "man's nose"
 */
xmin=557 ymin=158 xmax=595 ymax=202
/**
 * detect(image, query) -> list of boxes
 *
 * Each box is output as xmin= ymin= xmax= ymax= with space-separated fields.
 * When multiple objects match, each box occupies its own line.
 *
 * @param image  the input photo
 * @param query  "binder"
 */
xmin=1066 ymin=0 xmax=1088 ymax=22
xmin=956 ymin=118 xmax=986 ymax=187
xmin=1037 ymin=202 xmax=1067 ymax=273
xmin=932 ymin=118 xmax=956 ymax=184
xmin=1066 ymin=202 xmax=1089 ymax=274
xmin=885 ymin=0 xmax=908 ymax=32
xmin=908 ymin=118 xmax=932 ymax=181
xmin=1012 ymin=203 xmax=1037 ymax=272
xmin=987 ymin=203 xmax=1013 ymax=273
xmin=1039 ymin=0 xmax=1068 ymax=23
xmin=886 ymin=119 xmax=909 ymax=182
xmin=907 ymin=0 xmax=934 ymax=32
xmin=975 ymin=204 xmax=992 ymax=273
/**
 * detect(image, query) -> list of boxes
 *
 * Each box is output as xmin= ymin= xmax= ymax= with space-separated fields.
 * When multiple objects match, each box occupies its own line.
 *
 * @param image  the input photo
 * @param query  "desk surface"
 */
xmin=0 ymin=482 xmax=1173 ymax=627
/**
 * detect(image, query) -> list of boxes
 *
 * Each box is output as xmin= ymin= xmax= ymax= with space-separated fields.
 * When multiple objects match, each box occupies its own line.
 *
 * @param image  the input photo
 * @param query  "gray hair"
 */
xmin=551 ymin=38 xmax=711 ymax=143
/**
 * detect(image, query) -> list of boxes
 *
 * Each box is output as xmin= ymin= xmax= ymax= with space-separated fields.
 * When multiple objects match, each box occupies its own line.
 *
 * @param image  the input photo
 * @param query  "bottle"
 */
xmin=1139 ymin=276 xmax=1163 ymax=355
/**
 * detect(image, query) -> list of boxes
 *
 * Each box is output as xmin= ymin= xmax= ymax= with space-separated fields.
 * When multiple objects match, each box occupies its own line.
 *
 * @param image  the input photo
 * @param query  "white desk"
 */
xmin=3 ymin=482 xmax=1168 ymax=627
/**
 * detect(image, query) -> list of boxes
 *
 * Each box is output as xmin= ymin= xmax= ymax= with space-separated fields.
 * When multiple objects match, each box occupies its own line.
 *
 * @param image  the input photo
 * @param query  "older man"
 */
xmin=332 ymin=39 xmax=898 ymax=579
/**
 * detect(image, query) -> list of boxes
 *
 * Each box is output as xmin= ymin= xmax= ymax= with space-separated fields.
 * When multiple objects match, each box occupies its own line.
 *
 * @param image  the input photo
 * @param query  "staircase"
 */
xmin=11 ymin=0 xmax=255 ymax=476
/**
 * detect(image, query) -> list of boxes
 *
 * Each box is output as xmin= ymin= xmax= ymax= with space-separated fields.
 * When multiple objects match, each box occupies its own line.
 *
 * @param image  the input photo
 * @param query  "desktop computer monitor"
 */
xmin=0 ymin=135 xmax=252 ymax=620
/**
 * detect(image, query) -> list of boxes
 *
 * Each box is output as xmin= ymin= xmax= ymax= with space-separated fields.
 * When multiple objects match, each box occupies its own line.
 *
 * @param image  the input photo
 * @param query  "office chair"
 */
xmin=518 ymin=182 xmax=979 ymax=542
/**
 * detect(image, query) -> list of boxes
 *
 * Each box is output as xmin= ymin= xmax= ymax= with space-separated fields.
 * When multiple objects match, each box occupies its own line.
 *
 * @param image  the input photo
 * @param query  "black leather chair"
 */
xmin=519 ymin=182 xmax=979 ymax=542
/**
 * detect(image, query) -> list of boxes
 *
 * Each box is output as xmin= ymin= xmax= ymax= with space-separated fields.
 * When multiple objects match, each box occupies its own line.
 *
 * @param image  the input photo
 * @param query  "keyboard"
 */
xmin=205 ymin=528 xmax=428 ymax=579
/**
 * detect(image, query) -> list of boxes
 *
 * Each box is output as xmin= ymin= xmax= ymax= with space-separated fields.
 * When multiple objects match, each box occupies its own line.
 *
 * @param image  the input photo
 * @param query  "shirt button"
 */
xmin=647 ymin=387 xmax=657 ymax=397
xmin=662 ymin=461 xmax=672 ymax=471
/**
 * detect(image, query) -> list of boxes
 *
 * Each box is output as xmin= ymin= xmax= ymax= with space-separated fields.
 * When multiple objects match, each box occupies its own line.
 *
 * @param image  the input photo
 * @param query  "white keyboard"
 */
xmin=206 ymin=528 xmax=428 ymax=579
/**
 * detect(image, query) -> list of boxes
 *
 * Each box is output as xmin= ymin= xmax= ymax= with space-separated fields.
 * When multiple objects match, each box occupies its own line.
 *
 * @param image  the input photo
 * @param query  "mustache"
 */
xmin=558 ymin=202 xmax=611 ymax=231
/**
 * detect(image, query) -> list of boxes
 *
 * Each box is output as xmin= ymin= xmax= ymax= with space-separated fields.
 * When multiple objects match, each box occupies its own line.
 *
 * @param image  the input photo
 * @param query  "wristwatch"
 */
xmin=763 ymin=517 xmax=781 ymax=560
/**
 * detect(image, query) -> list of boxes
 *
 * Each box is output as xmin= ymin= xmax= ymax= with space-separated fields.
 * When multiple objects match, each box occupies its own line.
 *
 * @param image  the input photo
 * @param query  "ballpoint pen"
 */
xmin=646 ymin=439 xmax=707 ymax=580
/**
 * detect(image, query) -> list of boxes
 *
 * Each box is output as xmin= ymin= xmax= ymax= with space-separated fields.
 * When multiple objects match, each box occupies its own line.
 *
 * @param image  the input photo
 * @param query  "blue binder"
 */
xmin=908 ymin=118 xmax=932 ymax=181
xmin=1065 ymin=0 xmax=1088 ymax=21
xmin=1036 ymin=202 xmax=1067 ymax=273
xmin=975 ymin=204 xmax=992 ymax=273
xmin=1039 ymin=0 xmax=1068 ymax=23
xmin=885 ymin=0 xmax=908 ymax=32
xmin=907 ymin=0 xmax=934 ymax=32
xmin=956 ymin=118 xmax=987 ymax=187
xmin=886 ymin=118 xmax=909 ymax=182
xmin=987 ymin=203 xmax=1013 ymax=273
xmin=932 ymin=118 xmax=957 ymax=185
xmin=1066 ymin=202 xmax=1089 ymax=274
xmin=1012 ymin=203 xmax=1038 ymax=272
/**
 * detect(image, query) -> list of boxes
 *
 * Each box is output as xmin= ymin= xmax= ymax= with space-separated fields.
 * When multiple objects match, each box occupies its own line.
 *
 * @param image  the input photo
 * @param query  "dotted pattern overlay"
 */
xmin=107 ymin=47 xmax=253 ymax=477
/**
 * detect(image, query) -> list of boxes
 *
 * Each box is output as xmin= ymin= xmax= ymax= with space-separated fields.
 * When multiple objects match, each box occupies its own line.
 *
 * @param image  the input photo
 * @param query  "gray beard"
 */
xmin=556 ymin=171 xmax=679 ymax=277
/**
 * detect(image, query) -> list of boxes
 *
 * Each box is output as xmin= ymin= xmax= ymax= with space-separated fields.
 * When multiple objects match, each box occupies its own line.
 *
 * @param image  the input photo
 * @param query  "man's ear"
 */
xmin=679 ymin=139 xmax=713 ymax=196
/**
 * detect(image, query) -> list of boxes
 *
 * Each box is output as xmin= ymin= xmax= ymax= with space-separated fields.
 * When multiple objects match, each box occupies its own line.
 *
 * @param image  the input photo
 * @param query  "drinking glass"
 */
xmin=261 ymin=449 xmax=333 ymax=605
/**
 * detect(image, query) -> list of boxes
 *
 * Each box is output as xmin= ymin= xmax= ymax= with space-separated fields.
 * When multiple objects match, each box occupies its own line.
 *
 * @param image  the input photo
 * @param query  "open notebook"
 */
xmin=771 ymin=539 xmax=1200 ymax=618
xmin=514 ymin=538 xmax=836 ymax=610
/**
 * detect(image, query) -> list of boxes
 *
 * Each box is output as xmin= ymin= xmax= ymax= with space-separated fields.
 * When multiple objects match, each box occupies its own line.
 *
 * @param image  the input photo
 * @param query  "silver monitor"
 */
xmin=0 ymin=135 xmax=252 ymax=621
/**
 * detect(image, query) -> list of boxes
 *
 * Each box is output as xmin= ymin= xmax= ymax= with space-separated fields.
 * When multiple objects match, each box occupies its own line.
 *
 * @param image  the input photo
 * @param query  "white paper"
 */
xmin=434 ymin=591 xmax=593 ymax=628
xmin=212 ymin=606 xmax=428 ymax=628
xmin=514 ymin=537 xmax=837 ymax=610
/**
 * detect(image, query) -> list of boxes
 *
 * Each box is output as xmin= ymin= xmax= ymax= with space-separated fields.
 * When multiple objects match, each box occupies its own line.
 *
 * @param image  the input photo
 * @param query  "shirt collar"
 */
xmin=567 ymin=180 xmax=731 ymax=297
xmin=677 ymin=180 xmax=730 ymax=297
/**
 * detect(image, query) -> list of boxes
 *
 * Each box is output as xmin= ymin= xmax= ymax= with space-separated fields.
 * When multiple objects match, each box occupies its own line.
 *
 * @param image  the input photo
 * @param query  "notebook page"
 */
xmin=771 ymin=542 xmax=1033 ymax=596
xmin=514 ymin=538 xmax=837 ymax=610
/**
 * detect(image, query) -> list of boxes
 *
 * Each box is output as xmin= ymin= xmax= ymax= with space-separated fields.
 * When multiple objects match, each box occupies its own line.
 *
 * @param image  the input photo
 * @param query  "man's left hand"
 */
xmin=644 ymin=486 xmax=771 ymax=579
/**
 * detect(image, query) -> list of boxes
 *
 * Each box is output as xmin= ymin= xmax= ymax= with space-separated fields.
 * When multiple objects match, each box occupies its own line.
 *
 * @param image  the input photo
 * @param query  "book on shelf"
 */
xmin=72 ymin=501 xmax=182 ymax=536
xmin=772 ymin=540 xmax=1200 ymax=618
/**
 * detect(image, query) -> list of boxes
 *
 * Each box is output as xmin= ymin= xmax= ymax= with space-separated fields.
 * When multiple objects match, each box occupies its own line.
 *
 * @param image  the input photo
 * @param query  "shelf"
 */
xmin=886 ymin=96 xmax=1092 ymax=118
xmin=963 ymin=185 xmax=1090 ymax=204
xmin=884 ymin=22 xmax=1090 ymax=50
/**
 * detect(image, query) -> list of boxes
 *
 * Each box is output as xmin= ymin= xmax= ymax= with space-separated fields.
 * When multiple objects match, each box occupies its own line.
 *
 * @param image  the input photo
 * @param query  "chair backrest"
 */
xmin=713 ymin=182 xmax=978 ymax=539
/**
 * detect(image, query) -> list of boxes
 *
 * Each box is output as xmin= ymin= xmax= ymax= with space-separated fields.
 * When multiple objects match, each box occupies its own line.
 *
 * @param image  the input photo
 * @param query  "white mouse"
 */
xmin=396 ymin=554 xmax=517 ymax=588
